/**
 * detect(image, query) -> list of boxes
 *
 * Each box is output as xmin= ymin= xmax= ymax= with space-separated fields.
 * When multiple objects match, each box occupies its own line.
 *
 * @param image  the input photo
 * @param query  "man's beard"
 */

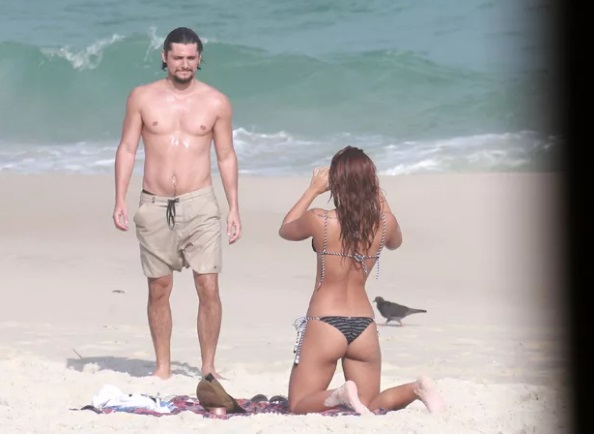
xmin=172 ymin=71 xmax=194 ymax=84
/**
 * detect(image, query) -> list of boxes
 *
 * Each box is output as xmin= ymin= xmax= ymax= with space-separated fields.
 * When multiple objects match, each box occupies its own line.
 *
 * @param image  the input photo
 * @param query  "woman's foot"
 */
xmin=414 ymin=376 xmax=446 ymax=413
xmin=324 ymin=380 xmax=372 ymax=415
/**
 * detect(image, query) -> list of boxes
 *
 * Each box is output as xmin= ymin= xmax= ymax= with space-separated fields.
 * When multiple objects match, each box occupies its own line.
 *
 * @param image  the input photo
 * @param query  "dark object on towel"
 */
xmin=196 ymin=373 xmax=246 ymax=413
xmin=269 ymin=395 xmax=288 ymax=404
xmin=250 ymin=394 xmax=268 ymax=403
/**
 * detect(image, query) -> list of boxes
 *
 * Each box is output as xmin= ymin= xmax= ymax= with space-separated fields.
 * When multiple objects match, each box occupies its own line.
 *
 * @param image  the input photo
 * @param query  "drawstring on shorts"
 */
xmin=166 ymin=198 xmax=179 ymax=229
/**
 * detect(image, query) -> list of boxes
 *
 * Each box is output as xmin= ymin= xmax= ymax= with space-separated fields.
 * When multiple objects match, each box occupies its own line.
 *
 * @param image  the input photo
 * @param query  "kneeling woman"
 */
xmin=278 ymin=146 xmax=445 ymax=415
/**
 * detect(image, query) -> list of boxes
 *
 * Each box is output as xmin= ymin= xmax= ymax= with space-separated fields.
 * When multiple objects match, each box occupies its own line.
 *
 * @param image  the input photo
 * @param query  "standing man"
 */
xmin=113 ymin=27 xmax=241 ymax=380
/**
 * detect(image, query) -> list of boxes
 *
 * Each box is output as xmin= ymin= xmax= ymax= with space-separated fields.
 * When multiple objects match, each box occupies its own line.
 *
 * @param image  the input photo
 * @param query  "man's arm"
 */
xmin=113 ymin=87 xmax=143 ymax=231
xmin=212 ymin=93 xmax=241 ymax=243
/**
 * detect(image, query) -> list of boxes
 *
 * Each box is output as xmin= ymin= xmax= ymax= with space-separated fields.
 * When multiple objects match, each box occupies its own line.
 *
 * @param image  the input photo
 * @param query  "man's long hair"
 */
xmin=329 ymin=146 xmax=381 ymax=255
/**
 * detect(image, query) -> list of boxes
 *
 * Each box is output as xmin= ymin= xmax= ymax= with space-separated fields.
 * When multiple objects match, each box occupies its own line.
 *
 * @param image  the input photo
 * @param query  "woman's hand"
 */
xmin=309 ymin=167 xmax=330 ymax=195
xmin=280 ymin=167 xmax=328 ymax=239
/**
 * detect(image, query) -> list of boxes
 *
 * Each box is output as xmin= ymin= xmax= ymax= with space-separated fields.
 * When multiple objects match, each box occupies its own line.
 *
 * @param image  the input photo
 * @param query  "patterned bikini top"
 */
xmin=311 ymin=210 xmax=387 ymax=288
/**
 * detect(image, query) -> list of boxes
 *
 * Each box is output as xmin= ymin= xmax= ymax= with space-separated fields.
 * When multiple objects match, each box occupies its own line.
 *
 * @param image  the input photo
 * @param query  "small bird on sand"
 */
xmin=372 ymin=296 xmax=427 ymax=326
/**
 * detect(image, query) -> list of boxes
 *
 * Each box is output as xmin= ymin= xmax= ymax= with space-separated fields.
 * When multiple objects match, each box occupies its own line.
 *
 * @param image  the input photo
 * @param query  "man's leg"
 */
xmin=147 ymin=274 xmax=174 ymax=379
xmin=193 ymin=272 xmax=222 ymax=378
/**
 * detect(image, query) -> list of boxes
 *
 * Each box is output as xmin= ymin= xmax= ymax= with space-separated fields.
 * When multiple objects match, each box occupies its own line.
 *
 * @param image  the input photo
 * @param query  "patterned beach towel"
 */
xmin=76 ymin=395 xmax=390 ymax=419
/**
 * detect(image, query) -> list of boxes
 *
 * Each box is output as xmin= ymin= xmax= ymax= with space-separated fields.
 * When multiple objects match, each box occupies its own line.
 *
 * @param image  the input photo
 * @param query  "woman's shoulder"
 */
xmin=309 ymin=208 xmax=337 ymax=219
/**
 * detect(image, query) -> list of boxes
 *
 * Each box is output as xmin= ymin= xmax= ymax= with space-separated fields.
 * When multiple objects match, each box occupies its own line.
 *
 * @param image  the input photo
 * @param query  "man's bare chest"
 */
xmin=142 ymin=104 xmax=215 ymax=136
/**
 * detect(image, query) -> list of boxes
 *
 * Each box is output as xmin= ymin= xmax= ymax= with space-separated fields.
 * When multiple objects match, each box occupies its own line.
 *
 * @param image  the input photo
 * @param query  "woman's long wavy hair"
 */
xmin=329 ymin=146 xmax=381 ymax=255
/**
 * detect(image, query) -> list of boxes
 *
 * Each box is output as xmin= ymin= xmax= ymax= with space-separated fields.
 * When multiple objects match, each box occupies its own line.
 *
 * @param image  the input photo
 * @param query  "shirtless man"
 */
xmin=112 ymin=27 xmax=241 ymax=380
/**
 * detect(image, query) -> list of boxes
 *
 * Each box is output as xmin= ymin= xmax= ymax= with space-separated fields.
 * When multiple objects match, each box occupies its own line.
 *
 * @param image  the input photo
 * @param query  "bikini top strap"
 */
xmin=317 ymin=210 xmax=329 ymax=288
xmin=375 ymin=213 xmax=387 ymax=279
xmin=378 ymin=213 xmax=387 ymax=253
xmin=323 ymin=210 xmax=329 ymax=253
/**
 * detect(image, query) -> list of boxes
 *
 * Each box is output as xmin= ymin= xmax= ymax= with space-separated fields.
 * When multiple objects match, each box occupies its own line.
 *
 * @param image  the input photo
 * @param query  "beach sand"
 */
xmin=0 ymin=172 xmax=570 ymax=433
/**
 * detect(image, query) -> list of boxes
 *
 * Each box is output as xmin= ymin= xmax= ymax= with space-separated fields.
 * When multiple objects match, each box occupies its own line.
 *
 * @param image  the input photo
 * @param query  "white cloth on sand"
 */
xmin=92 ymin=384 xmax=173 ymax=414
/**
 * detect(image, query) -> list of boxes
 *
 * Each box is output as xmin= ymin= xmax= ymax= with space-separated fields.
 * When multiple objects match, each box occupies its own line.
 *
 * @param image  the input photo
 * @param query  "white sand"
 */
xmin=0 ymin=172 xmax=570 ymax=433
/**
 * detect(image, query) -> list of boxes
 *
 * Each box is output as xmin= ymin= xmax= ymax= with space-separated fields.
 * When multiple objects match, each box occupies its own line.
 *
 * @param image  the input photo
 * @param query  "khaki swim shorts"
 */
xmin=133 ymin=186 xmax=222 ymax=278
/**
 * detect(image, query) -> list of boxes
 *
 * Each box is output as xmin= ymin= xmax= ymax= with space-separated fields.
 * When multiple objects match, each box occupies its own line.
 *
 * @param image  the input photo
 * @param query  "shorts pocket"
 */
xmin=133 ymin=201 xmax=150 ymax=225
xmin=195 ymin=193 xmax=221 ymax=220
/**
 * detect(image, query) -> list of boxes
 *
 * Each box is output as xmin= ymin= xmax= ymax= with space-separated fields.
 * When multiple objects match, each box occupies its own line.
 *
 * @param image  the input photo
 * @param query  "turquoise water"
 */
xmin=0 ymin=0 xmax=559 ymax=174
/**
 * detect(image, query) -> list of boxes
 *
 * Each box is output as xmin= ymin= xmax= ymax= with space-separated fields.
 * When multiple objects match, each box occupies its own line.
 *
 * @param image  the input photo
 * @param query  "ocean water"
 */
xmin=0 ymin=0 xmax=560 ymax=175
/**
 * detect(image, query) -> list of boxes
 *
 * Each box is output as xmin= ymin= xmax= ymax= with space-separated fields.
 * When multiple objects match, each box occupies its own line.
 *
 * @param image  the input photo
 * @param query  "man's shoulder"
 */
xmin=198 ymin=81 xmax=230 ymax=104
xmin=132 ymin=79 xmax=164 ymax=94
xmin=127 ymin=80 xmax=164 ymax=102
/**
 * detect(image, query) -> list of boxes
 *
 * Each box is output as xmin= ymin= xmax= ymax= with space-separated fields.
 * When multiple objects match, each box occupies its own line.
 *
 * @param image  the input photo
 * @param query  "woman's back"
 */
xmin=307 ymin=206 xmax=397 ymax=317
xmin=279 ymin=146 xmax=402 ymax=316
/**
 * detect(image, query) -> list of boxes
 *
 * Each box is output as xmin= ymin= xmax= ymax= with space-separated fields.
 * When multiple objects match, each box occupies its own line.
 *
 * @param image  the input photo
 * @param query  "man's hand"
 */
xmin=113 ymin=203 xmax=129 ymax=231
xmin=227 ymin=209 xmax=241 ymax=244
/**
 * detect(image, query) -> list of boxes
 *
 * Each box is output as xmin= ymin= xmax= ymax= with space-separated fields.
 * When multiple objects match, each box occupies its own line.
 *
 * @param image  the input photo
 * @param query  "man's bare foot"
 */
xmin=324 ymin=380 xmax=372 ymax=415
xmin=152 ymin=366 xmax=171 ymax=380
xmin=414 ymin=376 xmax=446 ymax=413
